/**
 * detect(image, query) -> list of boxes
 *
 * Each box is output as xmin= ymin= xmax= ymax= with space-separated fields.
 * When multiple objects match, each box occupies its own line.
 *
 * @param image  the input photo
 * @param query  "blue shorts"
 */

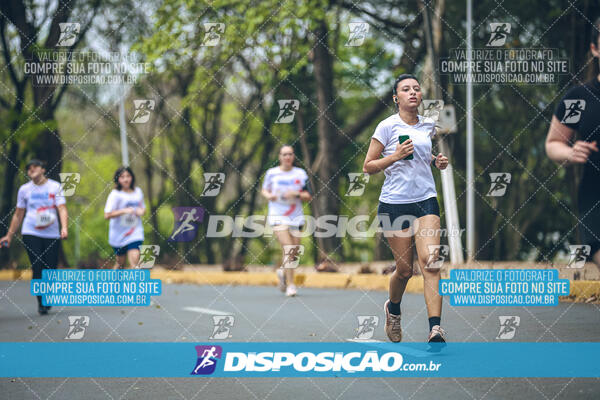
xmin=113 ymin=241 xmax=143 ymax=256
xmin=377 ymin=197 xmax=440 ymax=231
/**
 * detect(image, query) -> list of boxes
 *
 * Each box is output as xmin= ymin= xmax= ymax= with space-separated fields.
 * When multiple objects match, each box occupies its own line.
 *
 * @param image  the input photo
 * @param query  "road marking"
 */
xmin=183 ymin=306 xmax=231 ymax=315
xmin=345 ymin=338 xmax=383 ymax=343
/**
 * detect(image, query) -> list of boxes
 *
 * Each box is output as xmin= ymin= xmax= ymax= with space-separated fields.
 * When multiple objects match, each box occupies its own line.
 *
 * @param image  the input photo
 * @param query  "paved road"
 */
xmin=1 ymin=281 xmax=599 ymax=399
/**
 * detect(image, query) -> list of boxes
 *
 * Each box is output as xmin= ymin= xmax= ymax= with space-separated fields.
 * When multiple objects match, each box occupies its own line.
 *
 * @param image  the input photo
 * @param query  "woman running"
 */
xmin=363 ymin=74 xmax=449 ymax=343
xmin=0 ymin=160 xmax=68 ymax=315
xmin=261 ymin=145 xmax=312 ymax=297
xmin=546 ymin=18 xmax=600 ymax=270
xmin=104 ymin=167 xmax=145 ymax=269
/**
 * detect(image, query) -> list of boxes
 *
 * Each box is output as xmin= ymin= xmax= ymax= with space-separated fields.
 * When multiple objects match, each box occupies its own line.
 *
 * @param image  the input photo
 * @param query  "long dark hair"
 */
xmin=113 ymin=166 xmax=136 ymax=190
xmin=586 ymin=17 xmax=600 ymax=81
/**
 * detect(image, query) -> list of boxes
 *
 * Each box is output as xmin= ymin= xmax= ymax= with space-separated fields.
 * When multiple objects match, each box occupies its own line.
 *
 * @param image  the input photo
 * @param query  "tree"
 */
xmin=0 ymin=0 xmax=101 ymax=265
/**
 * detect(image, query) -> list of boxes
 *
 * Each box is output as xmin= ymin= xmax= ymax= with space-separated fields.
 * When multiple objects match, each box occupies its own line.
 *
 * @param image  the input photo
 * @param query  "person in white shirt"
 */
xmin=0 ymin=159 xmax=68 ymax=315
xmin=261 ymin=145 xmax=312 ymax=297
xmin=104 ymin=167 xmax=145 ymax=269
xmin=363 ymin=74 xmax=449 ymax=344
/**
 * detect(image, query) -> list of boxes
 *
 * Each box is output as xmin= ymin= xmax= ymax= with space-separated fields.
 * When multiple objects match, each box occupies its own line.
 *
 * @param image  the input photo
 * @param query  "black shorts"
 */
xmin=578 ymin=192 xmax=600 ymax=257
xmin=377 ymin=197 xmax=440 ymax=231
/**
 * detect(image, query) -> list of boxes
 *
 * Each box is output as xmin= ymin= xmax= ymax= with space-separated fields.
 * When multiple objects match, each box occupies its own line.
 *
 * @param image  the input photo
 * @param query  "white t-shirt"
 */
xmin=262 ymin=166 xmax=309 ymax=226
xmin=104 ymin=187 xmax=145 ymax=247
xmin=17 ymin=179 xmax=66 ymax=239
xmin=372 ymin=114 xmax=437 ymax=204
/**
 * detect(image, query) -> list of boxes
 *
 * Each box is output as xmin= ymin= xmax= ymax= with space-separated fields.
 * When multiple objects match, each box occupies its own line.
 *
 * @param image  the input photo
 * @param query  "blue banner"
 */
xmin=1 ymin=342 xmax=598 ymax=377
xmin=439 ymin=269 xmax=570 ymax=306
xmin=30 ymin=269 xmax=162 ymax=306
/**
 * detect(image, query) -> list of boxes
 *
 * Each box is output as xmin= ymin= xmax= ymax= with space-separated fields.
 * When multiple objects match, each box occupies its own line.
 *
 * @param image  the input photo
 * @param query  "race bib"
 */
xmin=120 ymin=212 xmax=138 ymax=227
xmin=35 ymin=209 xmax=56 ymax=229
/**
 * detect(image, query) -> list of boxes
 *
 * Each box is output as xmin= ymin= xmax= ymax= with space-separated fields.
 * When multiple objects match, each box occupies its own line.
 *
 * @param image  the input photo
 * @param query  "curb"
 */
xmin=1 ymin=269 xmax=598 ymax=302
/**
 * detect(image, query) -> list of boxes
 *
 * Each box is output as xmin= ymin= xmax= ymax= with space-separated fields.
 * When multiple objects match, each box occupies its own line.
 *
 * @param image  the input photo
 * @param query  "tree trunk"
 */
xmin=311 ymin=20 xmax=343 ymax=263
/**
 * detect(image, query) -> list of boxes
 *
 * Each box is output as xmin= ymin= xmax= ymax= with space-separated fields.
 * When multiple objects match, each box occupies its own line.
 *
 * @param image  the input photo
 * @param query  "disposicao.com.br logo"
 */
xmin=190 ymin=345 xmax=442 ymax=376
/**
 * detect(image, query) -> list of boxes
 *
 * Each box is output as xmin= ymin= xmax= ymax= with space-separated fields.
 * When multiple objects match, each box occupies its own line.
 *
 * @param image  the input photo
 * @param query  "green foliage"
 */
xmin=3 ymin=0 xmax=595 ymax=266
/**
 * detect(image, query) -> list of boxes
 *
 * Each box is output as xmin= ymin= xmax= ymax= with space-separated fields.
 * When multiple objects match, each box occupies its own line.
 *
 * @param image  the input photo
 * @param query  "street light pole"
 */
xmin=466 ymin=0 xmax=475 ymax=261
xmin=119 ymin=83 xmax=129 ymax=167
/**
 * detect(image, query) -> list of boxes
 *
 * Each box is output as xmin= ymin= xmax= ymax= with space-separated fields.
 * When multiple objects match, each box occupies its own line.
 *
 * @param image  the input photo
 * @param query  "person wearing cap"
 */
xmin=0 ymin=160 xmax=68 ymax=315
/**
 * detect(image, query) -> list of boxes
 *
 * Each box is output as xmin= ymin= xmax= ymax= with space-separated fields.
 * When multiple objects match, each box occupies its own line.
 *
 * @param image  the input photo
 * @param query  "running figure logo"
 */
xmin=131 ymin=100 xmax=155 ymax=124
xmin=65 ymin=316 xmax=90 ymax=340
xmin=496 ymin=316 xmax=520 ymax=340
xmin=210 ymin=316 xmax=234 ymax=340
xmin=202 ymin=173 xmax=225 ymax=197
xmin=138 ymin=245 xmax=160 ymax=268
xmin=58 ymin=173 xmax=80 ymax=197
xmin=275 ymin=100 xmax=299 ymax=124
xmin=566 ymin=245 xmax=590 ymax=269
xmin=57 ymin=23 xmax=80 ymax=47
xmin=191 ymin=345 xmax=222 ymax=375
xmin=202 ymin=23 xmax=225 ymax=46
xmin=346 ymin=22 xmax=369 ymax=46
xmin=169 ymin=207 xmax=205 ymax=242
xmin=560 ymin=100 xmax=586 ymax=124
xmin=354 ymin=315 xmax=379 ymax=340
xmin=422 ymin=100 xmax=444 ymax=123
xmin=346 ymin=173 xmax=370 ymax=196
xmin=282 ymin=245 xmax=304 ymax=269
xmin=425 ymin=245 xmax=449 ymax=270
xmin=486 ymin=23 xmax=511 ymax=47
xmin=487 ymin=173 xmax=511 ymax=197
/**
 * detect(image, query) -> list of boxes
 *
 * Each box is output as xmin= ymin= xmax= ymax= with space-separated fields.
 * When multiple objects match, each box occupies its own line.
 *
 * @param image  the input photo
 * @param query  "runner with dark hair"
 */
xmin=363 ymin=74 xmax=449 ymax=343
xmin=545 ymin=17 xmax=600 ymax=270
xmin=104 ymin=167 xmax=146 ymax=269
xmin=261 ymin=145 xmax=312 ymax=297
xmin=0 ymin=159 xmax=69 ymax=315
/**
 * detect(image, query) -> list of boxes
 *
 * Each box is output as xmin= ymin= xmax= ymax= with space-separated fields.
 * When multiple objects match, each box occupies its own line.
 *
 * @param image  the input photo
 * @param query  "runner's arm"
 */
xmin=104 ymin=208 xmax=134 ymax=220
xmin=261 ymin=170 xmax=277 ymax=201
xmin=0 ymin=208 xmax=25 ymax=246
xmin=282 ymin=179 xmax=312 ymax=202
xmin=363 ymin=138 xmax=413 ymax=174
xmin=57 ymin=204 xmax=68 ymax=239
xmin=545 ymin=115 xmax=598 ymax=164
xmin=299 ymin=180 xmax=312 ymax=202
xmin=134 ymin=205 xmax=146 ymax=217
xmin=431 ymin=153 xmax=448 ymax=170
xmin=299 ymin=191 xmax=311 ymax=201
xmin=261 ymin=189 xmax=277 ymax=201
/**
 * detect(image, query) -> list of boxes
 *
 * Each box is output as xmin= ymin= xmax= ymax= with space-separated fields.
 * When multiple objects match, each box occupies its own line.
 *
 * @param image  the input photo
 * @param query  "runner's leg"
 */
xmin=114 ymin=254 xmax=126 ymax=269
xmin=382 ymin=229 xmax=413 ymax=342
xmin=127 ymin=248 xmax=140 ymax=268
xmin=41 ymin=238 xmax=60 ymax=270
xmin=414 ymin=214 xmax=442 ymax=322
xmin=22 ymin=235 xmax=45 ymax=308
xmin=385 ymin=231 xmax=414 ymax=305
xmin=286 ymin=229 xmax=301 ymax=285
xmin=40 ymin=238 xmax=59 ymax=310
xmin=274 ymin=226 xmax=298 ymax=295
